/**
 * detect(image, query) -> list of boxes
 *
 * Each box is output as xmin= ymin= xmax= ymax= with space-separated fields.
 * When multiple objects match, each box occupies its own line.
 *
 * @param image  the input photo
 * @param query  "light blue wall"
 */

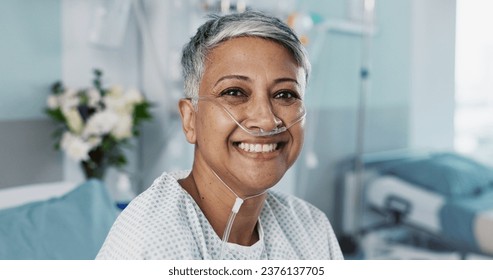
xmin=0 ymin=0 xmax=62 ymax=120
xmin=302 ymin=0 xmax=411 ymax=110
xmin=371 ymin=0 xmax=412 ymax=108
xmin=292 ymin=0 xmax=412 ymax=231
xmin=0 ymin=0 xmax=63 ymax=188
xmin=301 ymin=0 xmax=362 ymax=109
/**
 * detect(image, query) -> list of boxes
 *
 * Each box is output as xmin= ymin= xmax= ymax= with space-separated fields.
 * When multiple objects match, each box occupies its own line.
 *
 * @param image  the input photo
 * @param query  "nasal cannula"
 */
xmin=193 ymin=96 xmax=307 ymax=137
xmin=194 ymin=97 xmax=307 ymax=259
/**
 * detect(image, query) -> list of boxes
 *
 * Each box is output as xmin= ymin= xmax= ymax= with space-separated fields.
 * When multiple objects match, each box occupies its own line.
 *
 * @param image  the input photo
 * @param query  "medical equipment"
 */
xmin=209 ymin=168 xmax=267 ymax=259
xmin=193 ymin=96 xmax=306 ymax=137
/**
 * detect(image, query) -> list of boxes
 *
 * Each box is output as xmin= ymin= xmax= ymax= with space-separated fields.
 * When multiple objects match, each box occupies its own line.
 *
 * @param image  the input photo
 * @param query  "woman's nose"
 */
xmin=242 ymin=97 xmax=282 ymax=133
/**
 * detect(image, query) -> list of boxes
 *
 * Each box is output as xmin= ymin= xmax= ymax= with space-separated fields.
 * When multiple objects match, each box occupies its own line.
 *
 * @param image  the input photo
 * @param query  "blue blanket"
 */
xmin=377 ymin=152 xmax=493 ymax=198
xmin=440 ymin=191 xmax=493 ymax=253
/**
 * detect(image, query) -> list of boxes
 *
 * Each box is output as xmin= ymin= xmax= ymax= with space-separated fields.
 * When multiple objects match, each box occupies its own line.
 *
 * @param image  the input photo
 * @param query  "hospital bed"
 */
xmin=340 ymin=151 xmax=493 ymax=259
xmin=0 ymin=180 xmax=118 ymax=259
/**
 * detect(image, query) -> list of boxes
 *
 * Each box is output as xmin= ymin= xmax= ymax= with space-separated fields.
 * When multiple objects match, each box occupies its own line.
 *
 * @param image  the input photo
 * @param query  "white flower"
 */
xmin=64 ymin=88 xmax=78 ymax=96
xmin=83 ymin=110 xmax=119 ymax=137
xmin=107 ymin=85 xmax=124 ymax=97
xmin=87 ymin=88 xmax=101 ymax=107
xmin=47 ymin=95 xmax=59 ymax=109
xmin=60 ymin=96 xmax=79 ymax=111
xmin=87 ymin=136 xmax=102 ymax=149
xmin=111 ymin=113 xmax=133 ymax=140
xmin=59 ymin=88 xmax=79 ymax=110
xmin=104 ymin=93 xmax=135 ymax=115
xmin=125 ymin=89 xmax=144 ymax=105
xmin=60 ymin=132 xmax=91 ymax=161
xmin=104 ymin=95 xmax=128 ymax=113
xmin=62 ymin=108 xmax=83 ymax=134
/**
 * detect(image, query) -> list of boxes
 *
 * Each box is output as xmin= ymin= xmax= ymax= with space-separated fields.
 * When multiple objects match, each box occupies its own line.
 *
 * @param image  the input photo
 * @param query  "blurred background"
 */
xmin=1 ymin=0 xmax=493 ymax=260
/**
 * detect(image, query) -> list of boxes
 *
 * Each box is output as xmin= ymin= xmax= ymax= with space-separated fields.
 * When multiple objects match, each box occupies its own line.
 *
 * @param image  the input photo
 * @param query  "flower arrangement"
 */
xmin=45 ymin=69 xmax=152 ymax=179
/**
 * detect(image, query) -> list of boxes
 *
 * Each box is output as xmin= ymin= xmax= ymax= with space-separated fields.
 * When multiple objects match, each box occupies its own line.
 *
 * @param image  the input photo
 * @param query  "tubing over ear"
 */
xmin=178 ymin=99 xmax=197 ymax=144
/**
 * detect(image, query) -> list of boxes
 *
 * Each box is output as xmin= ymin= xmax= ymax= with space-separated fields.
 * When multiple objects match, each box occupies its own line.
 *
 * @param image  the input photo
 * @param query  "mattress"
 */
xmin=366 ymin=175 xmax=493 ymax=256
xmin=366 ymin=175 xmax=445 ymax=234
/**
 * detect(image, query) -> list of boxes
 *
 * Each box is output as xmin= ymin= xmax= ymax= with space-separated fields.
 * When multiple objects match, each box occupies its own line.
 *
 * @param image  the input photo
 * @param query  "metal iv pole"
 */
xmin=354 ymin=0 xmax=376 ymax=240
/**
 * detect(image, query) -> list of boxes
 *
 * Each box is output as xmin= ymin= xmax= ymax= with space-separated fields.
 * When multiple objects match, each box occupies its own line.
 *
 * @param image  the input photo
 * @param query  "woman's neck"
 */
xmin=178 ymin=165 xmax=266 ymax=246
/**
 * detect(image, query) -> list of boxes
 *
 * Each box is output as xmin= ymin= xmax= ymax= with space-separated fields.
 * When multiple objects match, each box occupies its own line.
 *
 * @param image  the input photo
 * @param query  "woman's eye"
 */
xmin=220 ymin=89 xmax=245 ymax=97
xmin=218 ymin=88 xmax=248 ymax=105
xmin=274 ymin=91 xmax=299 ymax=100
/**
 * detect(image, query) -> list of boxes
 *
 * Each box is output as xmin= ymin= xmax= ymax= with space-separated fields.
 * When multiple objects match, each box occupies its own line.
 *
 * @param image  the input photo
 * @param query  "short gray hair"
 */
xmin=181 ymin=10 xmax=311 ymax=100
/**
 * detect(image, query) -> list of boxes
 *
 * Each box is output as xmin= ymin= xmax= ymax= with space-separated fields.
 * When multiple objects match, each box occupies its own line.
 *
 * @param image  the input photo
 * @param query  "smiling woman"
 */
xmin=96 ymin=11 xmax=343 ymax=260
xmin=184 ymin=37 xmax=305 ymax=196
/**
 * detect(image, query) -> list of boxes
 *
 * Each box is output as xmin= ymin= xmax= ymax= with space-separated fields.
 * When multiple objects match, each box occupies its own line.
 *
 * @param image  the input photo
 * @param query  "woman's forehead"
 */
xmin=202 ymin=37 xmax=306 ymax=87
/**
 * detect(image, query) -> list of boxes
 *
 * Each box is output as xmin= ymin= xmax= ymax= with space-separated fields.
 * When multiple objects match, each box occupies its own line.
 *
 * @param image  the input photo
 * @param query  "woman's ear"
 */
xmin=178 ymin=99 xmax=197 ymax=144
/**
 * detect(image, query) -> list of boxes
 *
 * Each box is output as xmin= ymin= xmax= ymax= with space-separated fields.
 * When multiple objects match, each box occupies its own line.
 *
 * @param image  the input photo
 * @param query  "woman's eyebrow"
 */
xmin=215 ymin=75 xmax=300 ymax=87
xmin=214 ymin=75 xmax=250 ymax=86
xmin=274 ymin=77 xmax=299 ymax=86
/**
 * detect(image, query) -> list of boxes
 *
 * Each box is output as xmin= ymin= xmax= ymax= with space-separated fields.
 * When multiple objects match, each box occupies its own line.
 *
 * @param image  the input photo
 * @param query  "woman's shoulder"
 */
xmin=97 ymin=170 xmax=201 ymax=259
xmin=266 ymin=190 xmax=326 ymax=220
xmin=147 ymin=170 xmax=190 ymax=193
xmin=263 ymin=190 xmax=344 ymax=259
xmin=119 ymin=170 xmax=193 ymax=225
xmin=129 ymin=168 xmax=189 ymax=206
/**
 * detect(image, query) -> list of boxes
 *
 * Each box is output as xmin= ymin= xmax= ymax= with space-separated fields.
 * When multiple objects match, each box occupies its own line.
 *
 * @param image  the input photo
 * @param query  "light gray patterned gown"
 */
xmin=96 ymin=171 xmax=343 ymax=260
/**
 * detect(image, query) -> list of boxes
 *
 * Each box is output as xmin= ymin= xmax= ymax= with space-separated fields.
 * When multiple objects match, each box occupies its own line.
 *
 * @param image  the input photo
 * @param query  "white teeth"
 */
xmin=262 ymin=145 xmax=270 ymax=152
xmin=238 ymin=143 xmax=278 ymax=153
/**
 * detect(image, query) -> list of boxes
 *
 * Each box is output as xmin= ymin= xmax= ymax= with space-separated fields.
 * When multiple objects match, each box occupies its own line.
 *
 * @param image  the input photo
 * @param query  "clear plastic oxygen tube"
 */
xmin=193 ymin=97 xmax=306 ymax=137
xmin=193 ymin=96 xmax=304 ymax=258
xmin=209 ymin=169 xmax=267 ymax=259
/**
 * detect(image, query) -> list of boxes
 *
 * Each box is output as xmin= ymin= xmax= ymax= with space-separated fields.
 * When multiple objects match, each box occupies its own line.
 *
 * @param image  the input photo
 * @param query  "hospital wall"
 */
xmin=295 ymin=0 xmax=456 ymax=233
xmin=0 ymin=0 xmax=63 ymax=188
xmin=0 ymin=0 xmax=457 ymax=235
xmin=294 ymin=0 xmax=412 ymax=229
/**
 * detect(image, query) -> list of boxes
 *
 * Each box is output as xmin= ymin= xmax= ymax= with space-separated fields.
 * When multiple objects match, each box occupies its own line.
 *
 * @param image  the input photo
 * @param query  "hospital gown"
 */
xmin=96 ymin=170 xmax=343 ymax=260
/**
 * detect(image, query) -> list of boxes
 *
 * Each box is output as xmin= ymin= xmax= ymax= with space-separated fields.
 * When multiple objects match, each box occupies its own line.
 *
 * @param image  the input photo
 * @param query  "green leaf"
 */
xmin=115 ymin=154 xmax=127 ymax=167
xmin=92 ymin=68 xmax=104 ymax=92
xmin=45 ymin=108 xmax=66 ymax=123
xmin=101 ymin=137 xmax=116 ymax=152
xmin=79 ymin=91 xmax=89 ymax=105
xmin=53 ymin=144 xmax=61 ymax=150
xmin=133 ymin=102 xmax=153 ymax=126
xmin=50 ymin=81 xmax=64 ymax=95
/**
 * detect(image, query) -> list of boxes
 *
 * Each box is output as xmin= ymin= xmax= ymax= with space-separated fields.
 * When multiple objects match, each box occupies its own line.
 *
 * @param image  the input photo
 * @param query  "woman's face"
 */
xmin=189 ymin=37 xmax=306 ymax=196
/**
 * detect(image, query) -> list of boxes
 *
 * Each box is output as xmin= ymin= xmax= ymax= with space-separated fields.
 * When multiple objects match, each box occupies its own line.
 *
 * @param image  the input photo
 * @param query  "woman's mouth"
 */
xmin=235 ymin=142 xmax=282 ymax=153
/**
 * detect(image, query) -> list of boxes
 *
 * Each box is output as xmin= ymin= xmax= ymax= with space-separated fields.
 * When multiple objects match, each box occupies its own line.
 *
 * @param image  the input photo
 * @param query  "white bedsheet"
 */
xmin=475 ymin=210 xmax=493 ymax=255
xmin=366 ymin=175 xmax=445 ymax=234
xmin=0 ymin=181 xmax=78 ymax=210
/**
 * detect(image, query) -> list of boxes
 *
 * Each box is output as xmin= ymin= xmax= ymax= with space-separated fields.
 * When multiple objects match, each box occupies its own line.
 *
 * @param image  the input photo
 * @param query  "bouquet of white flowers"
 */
xmin=45 ymin=69 xmax=152 ymax=179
